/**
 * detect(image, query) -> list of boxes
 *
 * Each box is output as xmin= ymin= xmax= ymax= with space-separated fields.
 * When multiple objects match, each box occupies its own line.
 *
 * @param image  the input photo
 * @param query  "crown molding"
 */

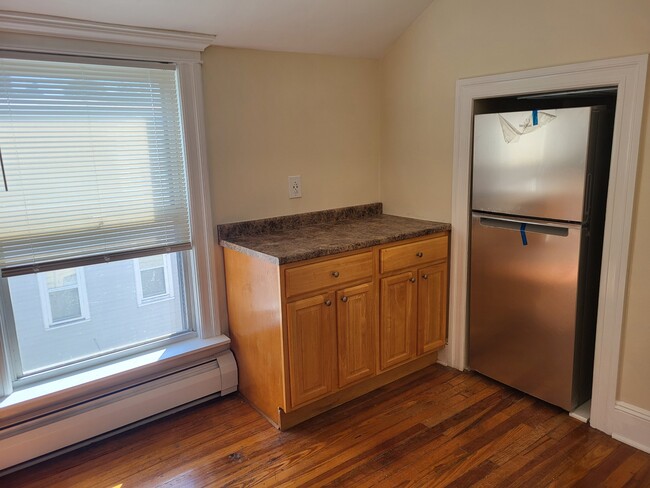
xmin=0 ymin=10 xmax=216 ymax=52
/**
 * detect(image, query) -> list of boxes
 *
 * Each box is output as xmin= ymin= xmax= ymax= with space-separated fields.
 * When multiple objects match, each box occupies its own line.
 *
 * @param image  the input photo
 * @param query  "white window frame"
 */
xmin=1 ymin=58 xmax=204 ymax=385
xmin=134 ymin=254 xmax=175 ymax=306
xmin=37 ymin=268 xmax=90 ymax=328
xmin=0 ymin=59 xmax=218 ymax=384
xmin=0 ymin=19 xmax=229 ymax=406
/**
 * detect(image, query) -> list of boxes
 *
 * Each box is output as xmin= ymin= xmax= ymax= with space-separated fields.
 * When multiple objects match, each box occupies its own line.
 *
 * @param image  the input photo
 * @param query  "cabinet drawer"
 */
xmin=285 ymin=251 xmax=373 ymax=298
xmin=380 ymin=235 xmax=448 ymax=274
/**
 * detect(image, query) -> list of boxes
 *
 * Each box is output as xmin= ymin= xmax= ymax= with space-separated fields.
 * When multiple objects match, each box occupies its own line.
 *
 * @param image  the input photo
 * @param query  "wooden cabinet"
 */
xmin=223 ymin=231 xmax=449 ymax=430
xmin=379 ymin=235 xmax=449 ymax=371
xmin=285 ymin=252 xmax=375 ymax=408
xmin=287 ymin=281 xmax=375 ymax=409
xmin=337 ymin=282 xmax=375 ymax=388
xmin=286 ymin=293 xmax=336 ymax=408
xmin=417 ymin=262 xmax=448 ymax=354
xmin=379 ymin=271 xmax=416 ymax=369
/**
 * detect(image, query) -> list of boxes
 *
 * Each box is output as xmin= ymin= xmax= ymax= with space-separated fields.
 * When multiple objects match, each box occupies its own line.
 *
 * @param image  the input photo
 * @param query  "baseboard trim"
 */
xmin=0 ymin=391 xmax=223 ymax=477
xmin=612 ymin=401 xmax=650 ymax=454
xmin=0 ymin=350 xmax=237 ymax=471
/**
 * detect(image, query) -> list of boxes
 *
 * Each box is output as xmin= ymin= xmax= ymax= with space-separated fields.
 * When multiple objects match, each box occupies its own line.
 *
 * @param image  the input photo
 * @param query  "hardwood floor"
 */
xmin=4 ymin=364 xmax=650 ymax=487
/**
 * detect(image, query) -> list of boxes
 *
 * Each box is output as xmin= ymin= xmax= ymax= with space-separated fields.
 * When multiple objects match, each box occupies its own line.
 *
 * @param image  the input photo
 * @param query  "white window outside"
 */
xmin=8 ymin=254 xmax=189 ymax=377
xmin=37 ymin=268 xmax=90 ymax=328
xmin=134 ymin=254 xmax=175 ymax=305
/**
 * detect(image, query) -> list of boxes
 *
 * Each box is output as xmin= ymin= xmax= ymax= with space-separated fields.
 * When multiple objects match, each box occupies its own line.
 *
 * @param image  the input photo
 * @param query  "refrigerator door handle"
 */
xmin=478 ymin=216 xmax=570 ymax=237
xmin=584 ymin=172 xmax=593 ymax=223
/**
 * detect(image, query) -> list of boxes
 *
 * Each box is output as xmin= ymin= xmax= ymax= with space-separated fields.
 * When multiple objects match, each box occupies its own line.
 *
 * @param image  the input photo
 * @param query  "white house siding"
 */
xmin=8 ymin=256 xmax=186 ymax=374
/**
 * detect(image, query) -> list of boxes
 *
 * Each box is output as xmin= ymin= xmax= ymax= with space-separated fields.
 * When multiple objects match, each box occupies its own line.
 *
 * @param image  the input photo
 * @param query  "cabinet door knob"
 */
xmin=422 ymin=274 xmax=429 ymax=280
xmin=324 ymin=299 xmax=332 ymax=307
xmin=409 ymin=277 xmax=416 ymax=283
xmin=341 ymin=296 xmax=348 ymax=302
xmin=331 ymin=271 xmax=340 ymax=278
xmin=416 ymin=252 xmax=423 ymax=258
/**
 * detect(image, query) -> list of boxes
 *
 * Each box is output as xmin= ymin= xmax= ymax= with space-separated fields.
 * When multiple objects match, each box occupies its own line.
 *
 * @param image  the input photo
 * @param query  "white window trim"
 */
xmin=0 ymin=11 xmax=215 ymax=62
xmin=0 ymin=12 xmax=231 ymax=453
xmin=37 ymin=268 xmax=90 ymax=329
xmin=177 ymin=61 xmax=224 ymax=340
xmin=133 ymin=254 xmax=175 ymax=306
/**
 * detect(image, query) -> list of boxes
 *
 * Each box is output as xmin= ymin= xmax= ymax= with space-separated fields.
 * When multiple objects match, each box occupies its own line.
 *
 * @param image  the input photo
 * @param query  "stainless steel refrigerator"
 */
xmin=468 ymin=106 xmax=613 ymax=411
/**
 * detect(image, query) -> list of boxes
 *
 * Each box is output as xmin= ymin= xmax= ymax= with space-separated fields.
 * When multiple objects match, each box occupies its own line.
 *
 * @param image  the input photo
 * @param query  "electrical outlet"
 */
xmin=288 ymin=175 xmax=302 ymax=199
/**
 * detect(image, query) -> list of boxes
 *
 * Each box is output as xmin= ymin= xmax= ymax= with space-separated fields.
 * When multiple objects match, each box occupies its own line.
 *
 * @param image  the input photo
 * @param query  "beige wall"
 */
xmin=381 ymin=0 xmax=650 ymax=409
xmin=202 ymin=47 xmax=381 ymax=224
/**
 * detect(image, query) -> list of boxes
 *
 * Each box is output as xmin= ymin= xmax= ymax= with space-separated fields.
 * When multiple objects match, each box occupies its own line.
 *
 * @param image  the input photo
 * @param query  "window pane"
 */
xmin=7 ymin=252 xmax=189 ymax=376
xmin=141 ymin=267 xmax=167 ymax=298
xmin=45 ymin=268 xmax=78 ymax=289
xmin=49 ymin=288 xmax=82 ymax=323
xmin=138 ymin=255 xmax=165 ymax=271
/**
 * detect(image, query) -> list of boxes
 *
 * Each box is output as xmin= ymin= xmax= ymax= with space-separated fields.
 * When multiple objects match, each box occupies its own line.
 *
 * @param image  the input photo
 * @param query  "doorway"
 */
xmin=469 ymin=89 xmax=616 ymax=414
xmin=447 ymin=55 xmax=647 ymax=440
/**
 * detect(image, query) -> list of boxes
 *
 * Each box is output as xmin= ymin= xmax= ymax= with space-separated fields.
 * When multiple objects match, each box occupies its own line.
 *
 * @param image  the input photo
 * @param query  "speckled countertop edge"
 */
xmin=217 ymin=203 xmax=383 ymax=241
xmin=217 ymin=205 xmax=451 ymax=265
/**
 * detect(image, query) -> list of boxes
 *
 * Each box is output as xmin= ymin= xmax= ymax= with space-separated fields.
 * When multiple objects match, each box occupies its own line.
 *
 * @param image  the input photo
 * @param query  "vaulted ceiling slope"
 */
xmin=0 ymin=0 xmax=434 ymax=58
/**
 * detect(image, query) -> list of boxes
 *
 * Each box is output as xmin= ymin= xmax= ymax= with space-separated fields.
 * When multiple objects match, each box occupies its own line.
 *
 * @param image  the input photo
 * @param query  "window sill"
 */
xmin=44 ymin=316 xmax=91 ymax=330
xmin=0 ymin=335 xmax=231 ymax=430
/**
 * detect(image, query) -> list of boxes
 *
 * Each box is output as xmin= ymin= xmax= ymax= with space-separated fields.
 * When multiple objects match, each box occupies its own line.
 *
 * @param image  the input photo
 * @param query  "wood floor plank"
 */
xmin=571 ymin=443 xmax=639 ymax=487
xmin=67 ymin=400 xmax=270 ymax=487
xmin=382 ymin=396 xmax=537 ymax=486
xmin=203 ymin=371 xmax=461 ymax=486
xmin=472 ymin=409 xmax=581 ymax=487
xmin=3 ymin=364 xmax=650 ymax=488
xmin=229 ymin=372 xmax=491 ymax=487
xmin=311 ymin=378 xmax=506 ymax=486
xmin=321 ymin=387 xmax=523 ymax=486
xmin=549 ymin=434 xmax=618 ymax=486
xmin=132 ymin=369 xmax=460 ymax=488
xmin=499 ymin=423 xmax=597 ymax=487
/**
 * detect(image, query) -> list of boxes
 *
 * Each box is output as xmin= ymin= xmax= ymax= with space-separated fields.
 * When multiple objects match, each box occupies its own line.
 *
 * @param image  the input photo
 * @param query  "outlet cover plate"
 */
xmin=288 ymin=175 xmax=302 ymax=199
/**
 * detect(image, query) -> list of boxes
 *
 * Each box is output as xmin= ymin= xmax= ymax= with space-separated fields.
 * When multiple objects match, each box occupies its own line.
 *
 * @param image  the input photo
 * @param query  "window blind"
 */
xmin=0 ymin=55 xmax=191 ymax=277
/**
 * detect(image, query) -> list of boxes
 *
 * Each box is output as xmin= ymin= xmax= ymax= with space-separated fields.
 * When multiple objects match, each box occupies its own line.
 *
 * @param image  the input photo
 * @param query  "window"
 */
xmin=38 ymin=268 xmax=90 ymax=328
xmin=134 ymin=254 xmax=175 ymax=305
xmin=0 ymin=52 xmax=214 ymax=387
xmin=8 ymin=255 xmax=188 ymax=377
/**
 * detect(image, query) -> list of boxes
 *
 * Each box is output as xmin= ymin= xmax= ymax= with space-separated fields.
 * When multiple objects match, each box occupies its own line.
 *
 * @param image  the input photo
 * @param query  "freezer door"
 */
xmin=472 ymin=107 xmax=593 ymax=222
xmin=468 ymin=214 xmax=581 ymax=410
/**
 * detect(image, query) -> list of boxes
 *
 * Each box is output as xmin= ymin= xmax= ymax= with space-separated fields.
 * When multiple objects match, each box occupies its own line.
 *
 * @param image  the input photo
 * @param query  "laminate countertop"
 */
xmin=217 ymin=203 xmax=450 ymax=265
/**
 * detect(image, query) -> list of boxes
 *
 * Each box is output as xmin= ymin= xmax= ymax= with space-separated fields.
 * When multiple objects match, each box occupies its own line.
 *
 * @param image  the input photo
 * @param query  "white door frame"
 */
xmin=448 ymin=55 xmax=648 ymax=435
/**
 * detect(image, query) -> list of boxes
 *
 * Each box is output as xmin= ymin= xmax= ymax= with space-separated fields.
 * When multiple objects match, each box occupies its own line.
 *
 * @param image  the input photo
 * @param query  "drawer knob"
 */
xmin=422 ymin=274 xmax=429 ymax=280
xmin=409 ymin=277 xmax=416 ymax=283
xmin=332 ymin=271 xmax=340 ymax=278
xmin=324 ymin=299 xmax=332 ymax=307
xmin=416 ymin=252 xmax=424 ymax=258
xmin=341 ymin=296 xmax=348 ymax=302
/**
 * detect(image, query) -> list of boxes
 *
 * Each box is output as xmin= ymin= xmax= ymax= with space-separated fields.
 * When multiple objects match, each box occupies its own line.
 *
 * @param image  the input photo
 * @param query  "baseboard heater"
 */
xmin=0 ymin=350 xmax=237 ymax=472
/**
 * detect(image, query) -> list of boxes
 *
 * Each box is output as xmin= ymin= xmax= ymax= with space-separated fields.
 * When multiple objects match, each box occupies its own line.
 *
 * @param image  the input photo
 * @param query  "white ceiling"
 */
xmin=0 ymin=0 xmax=434 ymax=58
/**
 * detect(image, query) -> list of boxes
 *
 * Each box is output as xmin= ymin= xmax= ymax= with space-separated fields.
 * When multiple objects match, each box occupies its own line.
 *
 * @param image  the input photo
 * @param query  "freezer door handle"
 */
xmin=479 ymin=217 xmax=570 ymax=237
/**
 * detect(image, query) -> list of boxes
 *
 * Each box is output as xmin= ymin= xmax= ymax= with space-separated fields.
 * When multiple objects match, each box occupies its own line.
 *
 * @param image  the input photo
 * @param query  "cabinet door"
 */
xmin=417 ymin=262 xmax=448 ymax=355
xmin=337 ymin=282 xmax=376 ymax=388
xmin=380 ymin=271 xmax=416 ymax=370
xmin=286 ymin=293 xmax=336 ymax=408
